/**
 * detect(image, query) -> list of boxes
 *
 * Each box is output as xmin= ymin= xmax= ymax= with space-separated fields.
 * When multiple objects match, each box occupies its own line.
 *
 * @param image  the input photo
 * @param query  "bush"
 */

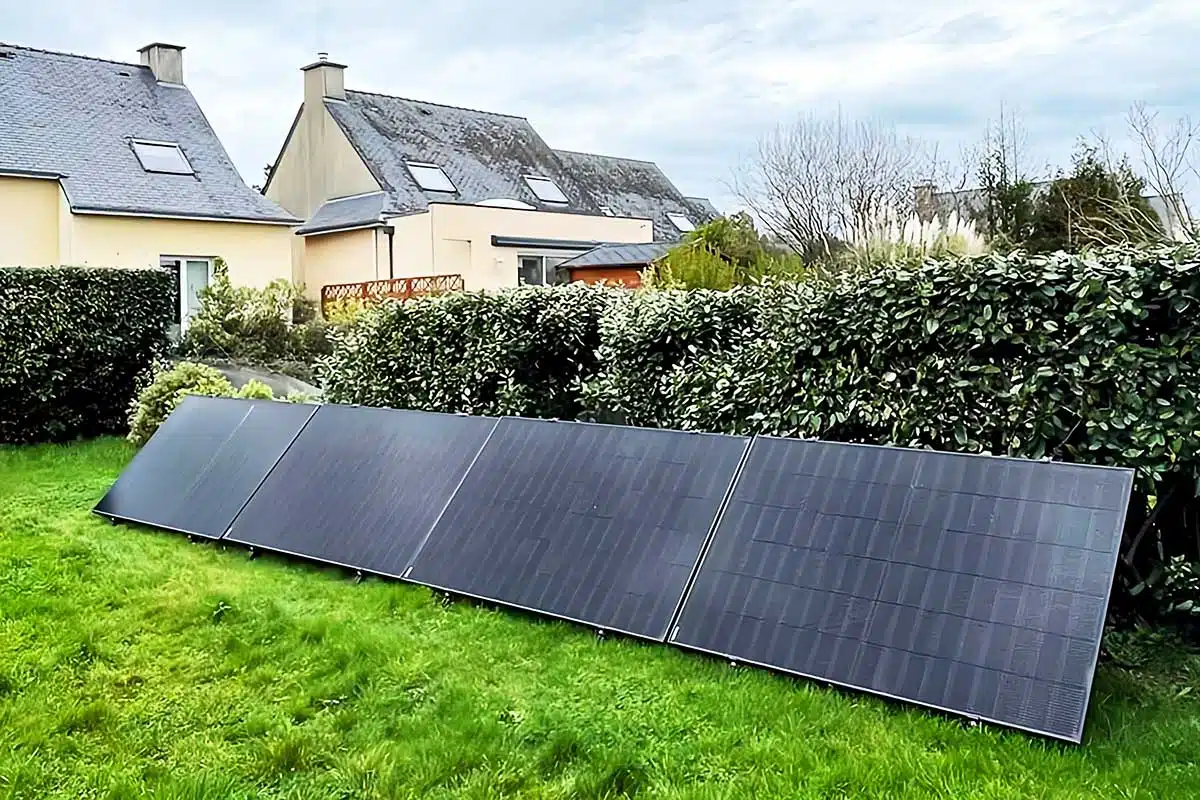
xmin=322 ymin=283 xmax=618 ymax=419
xmin=580 ymin=287 xmax=764 ymax=426
xmin=0 ymin=266 xmax=174 ymax=443
xmin=127 ymin=362 xmax=235 ymax=446
xmin=179 ymin=276 xmax=331 ymax=373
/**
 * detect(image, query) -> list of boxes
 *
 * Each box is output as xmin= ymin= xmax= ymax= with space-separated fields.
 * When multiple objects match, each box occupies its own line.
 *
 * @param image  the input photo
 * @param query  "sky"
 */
xmin=4 ymin=0 xmax=1199 ymax=211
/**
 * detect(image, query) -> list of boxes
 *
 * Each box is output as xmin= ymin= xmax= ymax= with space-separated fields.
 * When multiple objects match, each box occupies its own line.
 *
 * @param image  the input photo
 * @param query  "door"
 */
xmin=161 ymin=256 xmax=213 ymax=337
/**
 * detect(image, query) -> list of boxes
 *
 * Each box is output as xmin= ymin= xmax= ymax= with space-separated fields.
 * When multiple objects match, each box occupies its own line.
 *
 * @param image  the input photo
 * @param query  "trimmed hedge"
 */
xmin=0 ymin=267 xmax=174 ymax=443
xmin=320 ymin=245 xmax=1200 ymax=614
xmin=322 ymin=283 xmax=618 ymax=419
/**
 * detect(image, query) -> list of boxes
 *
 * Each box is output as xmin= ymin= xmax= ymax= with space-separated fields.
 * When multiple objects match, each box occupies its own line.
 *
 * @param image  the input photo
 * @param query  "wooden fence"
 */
xmin=320 ymin=275 xmax=465 ymax=317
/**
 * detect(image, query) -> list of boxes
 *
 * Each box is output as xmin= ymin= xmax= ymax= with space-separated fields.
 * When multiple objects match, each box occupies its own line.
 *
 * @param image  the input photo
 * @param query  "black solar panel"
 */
xmin=94 ymin=396 xmax=316 ymax=539
xmin=669 ymin=437 xmax=1133 ymax=742
xmin=225 ymin=405 xmax=497 ymax=576
xmin=405 ymin=418 xmax=750 ymax=641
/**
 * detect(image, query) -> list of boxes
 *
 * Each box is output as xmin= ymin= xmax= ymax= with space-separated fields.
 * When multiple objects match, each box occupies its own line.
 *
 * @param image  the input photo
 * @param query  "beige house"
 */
xmin=264 ymin=55 xmax=716 ymax=302
xmin=0 ymin=42 xmax=297 ymax=328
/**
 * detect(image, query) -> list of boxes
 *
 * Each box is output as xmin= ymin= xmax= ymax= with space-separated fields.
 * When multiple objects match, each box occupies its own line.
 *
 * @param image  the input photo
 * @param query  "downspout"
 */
xmin=384 ymin=225 xmax=395 ymax=279
xmin=373 ymin=227 xmax=379 ymax=280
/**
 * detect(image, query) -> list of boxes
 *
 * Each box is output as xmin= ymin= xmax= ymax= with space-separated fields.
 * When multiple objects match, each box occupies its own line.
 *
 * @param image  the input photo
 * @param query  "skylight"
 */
xmin=406 ymin=162 xmax=456 ymax=193
xmin=131 ymin=140 xmax=193 ymax=175
xmin=667 ymin=213 xmax=695 ymax=232
xmin=524 ymin=176 xmax=568 ymax=204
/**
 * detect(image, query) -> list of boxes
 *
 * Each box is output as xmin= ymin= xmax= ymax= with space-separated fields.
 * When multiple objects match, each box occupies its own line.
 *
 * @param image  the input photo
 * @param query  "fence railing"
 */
xmin=320 ymin=274 xmax=465 ymax=317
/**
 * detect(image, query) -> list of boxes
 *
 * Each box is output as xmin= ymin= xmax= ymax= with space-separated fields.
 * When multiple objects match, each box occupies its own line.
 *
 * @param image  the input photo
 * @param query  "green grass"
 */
xmin=2 ymin=440 xmax=1199 ymax=799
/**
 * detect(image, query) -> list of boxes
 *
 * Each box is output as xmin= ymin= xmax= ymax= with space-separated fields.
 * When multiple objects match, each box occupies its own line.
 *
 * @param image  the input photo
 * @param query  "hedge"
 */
xmin=0 ymin=267 xmax=174 ymax=443
xmin=321 ymin=283 xmax=619 ymax=419
xmin=320 ymin=245 xmax=1200 ymax=614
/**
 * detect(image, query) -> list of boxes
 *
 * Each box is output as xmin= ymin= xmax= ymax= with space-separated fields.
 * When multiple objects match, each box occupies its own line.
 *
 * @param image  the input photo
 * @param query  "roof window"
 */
xmin=524 ymin=175 xmax=569 ymax=204
xmin=131 ymin=140 xmax=193 ymax=174
xmin=406 ymin=161 xmax=456 ymax=193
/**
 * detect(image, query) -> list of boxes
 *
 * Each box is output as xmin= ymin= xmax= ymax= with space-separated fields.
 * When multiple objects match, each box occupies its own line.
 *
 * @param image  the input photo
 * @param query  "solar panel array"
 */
xmin=94 ymin=398 xmax=1133 ymax=742
xmin=405 ymin=417 xmax=749 ymax=640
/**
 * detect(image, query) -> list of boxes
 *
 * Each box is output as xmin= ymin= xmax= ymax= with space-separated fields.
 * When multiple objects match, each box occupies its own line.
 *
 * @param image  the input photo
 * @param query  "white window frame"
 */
xmin=667 ymin=213 xmax=695 ymax=232
xmin=523 ymin=175 xmax=569 ymax=204
xmin=517 ymin=251 xmax=576 ymax=286
xmin=405 ymin=161 xmax=456 ymax=193
xmin=161 ymin=255 xmax=214 ymax=334
xmin=131 ymin=139 xmax=194 ymax=175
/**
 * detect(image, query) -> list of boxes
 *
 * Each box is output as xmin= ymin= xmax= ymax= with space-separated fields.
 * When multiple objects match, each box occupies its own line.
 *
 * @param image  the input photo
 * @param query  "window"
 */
xmin=161 ymin=256 xmax=213 ymax=334
xmin=524 ymin=176 xmax=568 ymax=204
xmin=599 ymin=205 xmax=615 ymax=216
xmin=131 ymin=140 xmax=193 ymax=174
xmin=406 ymin=161 xmax=456 ymax=193
xmin=518 ymin=255 xmax=568 ymax=286
xmin=667 ymin=213 xmax=695 ymax=232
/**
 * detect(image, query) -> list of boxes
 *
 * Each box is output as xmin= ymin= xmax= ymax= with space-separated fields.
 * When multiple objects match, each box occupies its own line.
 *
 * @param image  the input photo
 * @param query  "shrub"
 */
xmin=580 ymin=287 xmax=764 ymax=426
xmin=0 ymin=266 xmax=174 ymax=443
xmin=179 ymin=276 xmax=330 ymax=373
xmin=127 ymin=362 xmax=234 ymax=446
xmin=235 ymin=379 xmax=275 ymax=400
xmin=322 ymin=283 xmax=618 ymax=419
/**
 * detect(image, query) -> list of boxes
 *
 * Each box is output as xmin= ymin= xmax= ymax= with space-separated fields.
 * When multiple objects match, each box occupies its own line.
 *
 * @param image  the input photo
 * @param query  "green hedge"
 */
xmin=321 ymin=283 xmax=619 ymax=419
xmin=320 ymin=245 xmax=1200 ymax=614
xmin=0 ymin=267 xmax=174 ymax=443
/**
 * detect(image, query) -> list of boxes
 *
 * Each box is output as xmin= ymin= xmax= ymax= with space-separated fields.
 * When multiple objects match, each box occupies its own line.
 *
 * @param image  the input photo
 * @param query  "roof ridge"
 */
xmin=345 ymin=89 xmax=529 ymax=121
xmin=554 ymin=148 xmax=660 ymax=167
xmin=0 ymin=42 xmax=145 ymax=70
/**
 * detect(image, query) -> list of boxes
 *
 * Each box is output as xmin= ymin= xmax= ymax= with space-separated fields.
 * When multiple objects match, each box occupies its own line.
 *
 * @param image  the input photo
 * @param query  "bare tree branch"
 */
xmin=730 ymin=114 xmax=928 ymax=261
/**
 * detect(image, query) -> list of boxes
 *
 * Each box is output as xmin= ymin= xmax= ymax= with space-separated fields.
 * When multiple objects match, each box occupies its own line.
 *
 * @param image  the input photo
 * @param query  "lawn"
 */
xmin=1 ymin=441 xmax=1199 ymax=799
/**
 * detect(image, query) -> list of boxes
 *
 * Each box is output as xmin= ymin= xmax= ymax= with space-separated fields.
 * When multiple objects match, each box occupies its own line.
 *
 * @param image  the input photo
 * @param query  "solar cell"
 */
xmin=669 ymin=437 xmax=1133 ymax=742
xmin=225 ymin=405 xmax=497 ymax=576
xmin=405 ymin=417 xmax=750 ymax=641
xmin=94 ymin=396 xmax=316 ymax=539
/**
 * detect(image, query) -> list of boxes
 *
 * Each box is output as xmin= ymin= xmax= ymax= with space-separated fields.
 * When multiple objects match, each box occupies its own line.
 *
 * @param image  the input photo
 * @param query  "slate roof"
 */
xmin=558 ymin=242 xmax=673 ymax=269
xmin=553 ymin=149 xmax=717 ymax=241
xmin=295 ymin=191 xmax=387 ymax=235
xmin=327 ymin=91 xmax=605 ymax=217
xmin=0 ymin=44 xmax=296 ymax=223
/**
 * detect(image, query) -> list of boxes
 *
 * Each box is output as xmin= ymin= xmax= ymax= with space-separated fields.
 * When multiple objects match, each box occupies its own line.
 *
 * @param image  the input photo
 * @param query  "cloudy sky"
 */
xmin=7 ymin=1 xmax=1198 ymax=209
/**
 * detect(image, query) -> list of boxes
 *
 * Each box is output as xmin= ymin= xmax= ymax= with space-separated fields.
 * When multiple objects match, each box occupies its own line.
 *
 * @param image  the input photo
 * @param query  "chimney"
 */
xmin=138 ymin=42 xmax=185 ymax=84
xmin=302 ymin=52 xmax=346 ymax=104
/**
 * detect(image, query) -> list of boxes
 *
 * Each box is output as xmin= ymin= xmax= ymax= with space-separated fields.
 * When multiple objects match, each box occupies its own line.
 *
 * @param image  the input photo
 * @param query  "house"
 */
xmin=264 ymin=54 xmax=717 ymax=302
xmin=0 ymin=42 xmax=298 ymax=328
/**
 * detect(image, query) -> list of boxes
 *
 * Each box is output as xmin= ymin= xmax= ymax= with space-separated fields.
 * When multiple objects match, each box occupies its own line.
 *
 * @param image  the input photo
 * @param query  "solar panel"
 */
xmin=669 ymin=437 xmax=1133 ymax=742
xmin=224 ymin=405 xmax=497 ymax=576
xmin=94 ymin=396 xmax=316 ymax=539
xmin=404 ymin=417 xmax=750 ymax=641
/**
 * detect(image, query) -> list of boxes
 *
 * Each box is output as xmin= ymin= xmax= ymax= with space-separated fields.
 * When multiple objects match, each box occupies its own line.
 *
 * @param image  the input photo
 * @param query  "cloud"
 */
xmin=5 ymin=0 xmax=1198 ymax=209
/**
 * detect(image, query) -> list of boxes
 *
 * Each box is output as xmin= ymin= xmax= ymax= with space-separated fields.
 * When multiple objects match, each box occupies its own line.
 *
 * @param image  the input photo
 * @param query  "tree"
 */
xmin=1127 ymin=103 xmax=1199 ymax=243
xmin=1028 ymin=142 xmax=1161 ymax=252
xmin=731 ymin=113 xmax=927 ymax=263
xmin=649 ymin=213 xmax=806 ymax=290
xmin=971 ymin=111 xmax=1037 ymax=248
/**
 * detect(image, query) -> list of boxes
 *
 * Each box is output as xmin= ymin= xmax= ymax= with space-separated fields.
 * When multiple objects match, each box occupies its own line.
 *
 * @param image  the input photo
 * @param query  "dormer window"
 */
xmin=131 ymin=140 xmax=193 ymax=174
xmin=667 ymin=213 xmax=695 ymax=232
xmin=406 ymin=161 xmax=456 ymax=193
xmin=524 ymin=175 xmax=568 ymax=204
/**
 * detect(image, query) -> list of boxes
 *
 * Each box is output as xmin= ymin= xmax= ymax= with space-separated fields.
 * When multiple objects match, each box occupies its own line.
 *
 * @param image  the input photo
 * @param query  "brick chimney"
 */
xmin=138 ymin=43 xmax=185 ymax=84
xmin=302 ymin=52 xmax=346 ymax=104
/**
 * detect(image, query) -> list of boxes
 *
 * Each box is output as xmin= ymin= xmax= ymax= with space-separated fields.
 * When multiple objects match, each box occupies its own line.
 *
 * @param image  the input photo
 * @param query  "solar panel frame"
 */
xmin=223 ymin=405 xmax=499 ymax=578
xmin=93 ymin=396 xmax=317 ymax=539
xmin=668 ymin=436 xmax=1133 ymax=743
xmin=404 ymin=417 xmax=753 ymax=642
